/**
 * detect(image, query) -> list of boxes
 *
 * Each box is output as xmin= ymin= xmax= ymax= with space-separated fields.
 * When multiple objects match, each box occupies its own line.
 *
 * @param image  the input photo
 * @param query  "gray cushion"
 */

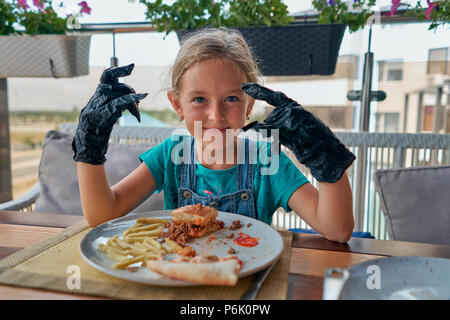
xmin=35 ymin=130 xmax=164 ymax=215
xmin=374 ymin=165 xmax=450 ymax=245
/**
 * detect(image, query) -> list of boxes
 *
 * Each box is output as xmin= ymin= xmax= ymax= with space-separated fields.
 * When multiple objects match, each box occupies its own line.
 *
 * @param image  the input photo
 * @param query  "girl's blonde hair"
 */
xmin=169 ymin=28 xmax=262 ymax=96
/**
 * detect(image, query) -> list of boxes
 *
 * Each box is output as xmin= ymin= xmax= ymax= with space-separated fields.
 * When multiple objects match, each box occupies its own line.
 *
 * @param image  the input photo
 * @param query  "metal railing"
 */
xmin=275 ymin=132 xmax=450 ymax=239
xmin=15 ymin=124 xmax=449 ymax=240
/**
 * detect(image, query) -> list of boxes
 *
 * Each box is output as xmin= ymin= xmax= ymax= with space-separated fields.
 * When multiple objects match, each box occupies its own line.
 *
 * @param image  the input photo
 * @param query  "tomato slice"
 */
xmin=233 ymin=232 xmax=259 ymax=247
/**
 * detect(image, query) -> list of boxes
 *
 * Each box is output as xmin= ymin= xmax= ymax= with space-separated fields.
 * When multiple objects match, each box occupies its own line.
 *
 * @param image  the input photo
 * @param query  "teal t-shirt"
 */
xmin=139 ymin=136 xmax=309 ymax=225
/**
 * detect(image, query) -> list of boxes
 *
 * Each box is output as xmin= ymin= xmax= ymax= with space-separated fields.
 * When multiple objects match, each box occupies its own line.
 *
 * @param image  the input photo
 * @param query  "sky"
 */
xmin=53 ymin=0 xmax=449 ymax=67
xmin=7 ymin=0 xmax=449 ymax=116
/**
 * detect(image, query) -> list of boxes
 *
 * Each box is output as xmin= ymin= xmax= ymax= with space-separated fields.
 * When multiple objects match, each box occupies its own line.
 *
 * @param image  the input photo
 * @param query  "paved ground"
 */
xmin=11 ymin=148 xmax=42 ymax=200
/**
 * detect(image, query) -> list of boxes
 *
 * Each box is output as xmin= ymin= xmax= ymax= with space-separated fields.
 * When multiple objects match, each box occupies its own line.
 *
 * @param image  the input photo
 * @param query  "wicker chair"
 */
xmin=0 ymin=123 xmax=179 ymax=212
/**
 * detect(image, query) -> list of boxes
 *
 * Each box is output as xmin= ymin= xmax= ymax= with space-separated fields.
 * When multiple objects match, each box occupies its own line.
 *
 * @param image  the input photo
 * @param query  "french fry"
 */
xmin=124 ymin=228 xmax=163 ymax=238
xmin=128 ymin=247 xmax=148 ymax=256
xmin=98 ymin=217 xmax=171 ymax=269
xmin=115 ymin=238 xmax=132 ymax=250
xmin=98 ymin=243 xmax=108 ymax=252
xmin=127 ymin=223 xmax=163 ymax=234
xmin=107 ymin=239 xmax=124 ymax=251
xmin=123 ymin=223 xmax=164 ymax=237
xmin=136 ymin=217 xmax=169 ymax=225
xmin=122 ymin=223 xmax=145 ymax=237
xmin=164 ymin=238 xmax=183 ymax=254
xmin=99 ymin=244 xmax=129 ymax=261
xmin=123 ymin=236 xmax=146 ymax=243
xmin=112 ymin=255 xmax=146 ymax=269
xmin=161 ymin=242 xmax=176 ymax=254
xmin=106 ymin=235 xmax=119 ymax=246
xmin=141 ymin=238 xmax=165 ymax=255
xmin=145 ymin=237 xmax=162 ymax=249
xmin=132 ymin=241 xmax=147 ymax=249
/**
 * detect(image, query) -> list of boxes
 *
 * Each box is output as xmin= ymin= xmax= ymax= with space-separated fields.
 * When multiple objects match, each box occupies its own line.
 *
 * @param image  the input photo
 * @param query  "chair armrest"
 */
xmin=0 ymin=182 xmax=40 ymax=211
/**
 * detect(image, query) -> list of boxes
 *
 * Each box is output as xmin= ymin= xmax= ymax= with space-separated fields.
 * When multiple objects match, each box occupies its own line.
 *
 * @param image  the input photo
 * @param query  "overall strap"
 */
xmin=237 ymin=138 xmax=255 ymax=191
xmin=179 ymin=136 xmax=196 ymax=189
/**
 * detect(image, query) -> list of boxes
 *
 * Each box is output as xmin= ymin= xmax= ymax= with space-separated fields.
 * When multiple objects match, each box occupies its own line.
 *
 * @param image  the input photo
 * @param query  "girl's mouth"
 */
xmin=203 ymin=127 xmax=230 ymax=133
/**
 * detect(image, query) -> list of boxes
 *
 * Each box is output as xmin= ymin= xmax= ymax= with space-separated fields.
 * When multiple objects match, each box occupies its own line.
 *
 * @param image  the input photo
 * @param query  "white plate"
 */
xmin=339 ymin=256 xmax=450 ymax=300
xmin=79 ymin=210 xmax=283 ymax=286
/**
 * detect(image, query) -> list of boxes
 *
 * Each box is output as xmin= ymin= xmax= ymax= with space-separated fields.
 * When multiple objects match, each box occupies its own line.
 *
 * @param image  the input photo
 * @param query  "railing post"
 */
xmin=0 ymin=78 xmax=13 ymax=202
xmin=355 ymin=147 xmax=368 ymax=231
xmin=403 ymin=94 xmax=409 ymax=133
xmin=393 ymin=146 xmax=405 ymax=168
xmin=416 ymin=92 xmax=424 ymax=133
xmin=354 ymin=46 xmax=374 ymax=231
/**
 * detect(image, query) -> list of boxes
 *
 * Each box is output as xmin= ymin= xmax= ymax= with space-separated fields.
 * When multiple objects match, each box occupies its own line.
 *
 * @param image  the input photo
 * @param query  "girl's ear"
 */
xmin=168 ymin=91 xmax=184 ymax=120
xmin=246 ymin=98 xmax=256 ymax=118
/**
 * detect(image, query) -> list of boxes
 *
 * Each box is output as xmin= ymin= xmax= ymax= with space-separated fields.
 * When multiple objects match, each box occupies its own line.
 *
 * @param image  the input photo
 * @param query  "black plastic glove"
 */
xmin=72 ymin=63 xmax=148 ymax=165
xmin=241 ymin=83 xmax=355 ymax=183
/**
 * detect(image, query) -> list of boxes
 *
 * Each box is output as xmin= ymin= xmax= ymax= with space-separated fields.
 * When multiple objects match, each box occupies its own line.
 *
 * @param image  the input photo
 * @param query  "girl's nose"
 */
xmin=208 ymin=100 xmax=225 ymax=122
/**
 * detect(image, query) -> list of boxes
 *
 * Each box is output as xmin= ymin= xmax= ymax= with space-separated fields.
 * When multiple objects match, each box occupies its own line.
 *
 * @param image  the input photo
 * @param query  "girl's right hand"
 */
xmin=72 ymin=63 xmax=148 ymax=165
xmin=241 ymin=82 xmax=355 ymax=183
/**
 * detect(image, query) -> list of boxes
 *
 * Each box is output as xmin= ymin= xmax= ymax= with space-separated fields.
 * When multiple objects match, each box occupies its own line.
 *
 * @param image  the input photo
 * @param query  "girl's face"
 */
xmin=168 ymin=58 xmax=255 ymax=146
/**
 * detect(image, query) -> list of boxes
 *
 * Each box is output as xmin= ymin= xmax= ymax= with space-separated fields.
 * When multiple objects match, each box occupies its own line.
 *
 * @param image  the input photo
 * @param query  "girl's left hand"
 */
xmin=72 ymin=64 xmax=148 ymax=165
xmin=241 ymin=83 xmax=355 ymax=183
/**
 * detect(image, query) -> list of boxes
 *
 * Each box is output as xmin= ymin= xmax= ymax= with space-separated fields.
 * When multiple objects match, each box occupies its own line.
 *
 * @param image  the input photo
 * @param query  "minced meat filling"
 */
xmin=163 ymin=220 xmax=225 ymax=247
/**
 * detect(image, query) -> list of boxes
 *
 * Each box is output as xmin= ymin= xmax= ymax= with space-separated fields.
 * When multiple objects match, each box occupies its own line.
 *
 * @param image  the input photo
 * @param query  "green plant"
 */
xmin=312 ymin=0 xmax=449 ymax=33
xmin=139 ymin=0 xmax=294 ymax=34
xmin=0 ymin=0 xmax=16 ymax=34
xmin=0 ymin=0 xmax=91 ymax=35
xmin=312 ymin=0 xmax=377 ymax=33
xmin=400 ymin=0 xmax=449 ymax=31
xmin=17 ymin=4 xmax=67 ymax=34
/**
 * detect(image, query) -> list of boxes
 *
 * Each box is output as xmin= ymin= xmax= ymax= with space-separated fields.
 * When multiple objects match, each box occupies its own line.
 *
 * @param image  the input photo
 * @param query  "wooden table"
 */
xmin=1 ymin=210 xmax=450 ymax=300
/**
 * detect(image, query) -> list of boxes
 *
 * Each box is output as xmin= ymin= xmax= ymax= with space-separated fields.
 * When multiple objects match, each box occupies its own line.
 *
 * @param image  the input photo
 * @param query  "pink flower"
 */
xmin=389 ymin=0 xmax=401 ymax=16
xmin=32 ymin=0 xmax=44 ymax=10
xmin=425 ymin=0 xmax=437 ymax=20
xmin=17 ymin=0 xmax=29 ymax=9
xmin=78 ymin=1 xmax=91 ymax=15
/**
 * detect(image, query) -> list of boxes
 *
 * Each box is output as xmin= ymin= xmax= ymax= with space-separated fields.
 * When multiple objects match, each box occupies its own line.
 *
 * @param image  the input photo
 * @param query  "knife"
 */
xmin=240 ymin=261 xmax=277 ymax=300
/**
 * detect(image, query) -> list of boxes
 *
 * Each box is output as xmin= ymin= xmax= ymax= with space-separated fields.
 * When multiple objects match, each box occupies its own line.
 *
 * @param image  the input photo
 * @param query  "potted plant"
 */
xmin=391 ymin=0 xmax=449 ymax=31
xmin=313 ymin=0 xmax=449 ymax=32
xmin=312 ymin=0 xmax=377 ymax=33
xmin=139 ymin=0 xmax=348 ymax=76
xmin=0 ymin=0 xmax=92 ymax=78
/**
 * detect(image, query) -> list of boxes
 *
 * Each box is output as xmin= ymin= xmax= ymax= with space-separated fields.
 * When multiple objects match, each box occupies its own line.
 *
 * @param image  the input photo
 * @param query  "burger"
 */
xmin=163 ymin=203 xmax=225 ymax=247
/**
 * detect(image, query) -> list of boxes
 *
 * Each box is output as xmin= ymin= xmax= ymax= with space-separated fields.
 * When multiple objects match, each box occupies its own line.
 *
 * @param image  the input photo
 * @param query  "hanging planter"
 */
xmin=0 ymin=34 xmax=91 ymax=78
xmin=141 ymin=0 xmax=347 ymax=76
xmin=0 ymin=0 xmax=92 ymax=78
xmin=178 ymin=23 xmax=346 ymax=76
xmin=240 ymin=23 xmax=346 ymax=76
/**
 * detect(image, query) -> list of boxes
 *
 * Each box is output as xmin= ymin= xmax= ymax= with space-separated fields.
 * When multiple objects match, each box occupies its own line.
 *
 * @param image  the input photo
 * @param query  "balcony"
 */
xmin=1 ymin=7 xmax=449 ymax=242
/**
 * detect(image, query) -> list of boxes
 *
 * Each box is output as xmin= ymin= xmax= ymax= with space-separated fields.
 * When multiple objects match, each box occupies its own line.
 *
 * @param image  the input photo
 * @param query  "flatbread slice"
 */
xmin=147 ymin=258 xmax=239 ymax=286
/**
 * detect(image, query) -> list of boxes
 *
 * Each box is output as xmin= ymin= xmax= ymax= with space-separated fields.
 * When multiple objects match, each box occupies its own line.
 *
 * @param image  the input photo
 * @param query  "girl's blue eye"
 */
xmin=193 ymin=97 xmax=206 ymax=103
xmin=226 ymin=96 xmax=238 ymax=102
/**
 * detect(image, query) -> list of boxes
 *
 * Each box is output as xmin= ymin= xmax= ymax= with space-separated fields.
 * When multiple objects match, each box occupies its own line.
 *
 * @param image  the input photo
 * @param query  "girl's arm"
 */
xmin=288 ymin=173 xmax=354 ymax=243
xmin=72 ymin=64 xmax=149 ymax=226
xmin=77 ymin=162 xmax=156 ymax=227
xmin=240 ymin=83 xmax=356 ymax=242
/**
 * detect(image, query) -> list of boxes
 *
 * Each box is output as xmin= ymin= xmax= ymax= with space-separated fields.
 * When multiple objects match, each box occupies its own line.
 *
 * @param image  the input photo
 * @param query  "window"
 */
xmin=378 ymin=60 xmax=403 ymax=82
xmin=428 ymin=48 xmax=448 ymax=74
xmin=384 ymin=113 xmax=400 ymax=132
xmin=423 ymin=106 xmax=435 ymax=132
xmin=387 ymin=69 xmax=403 ymax=81
xmin=376 ymin=113 xmax=400 ymax=133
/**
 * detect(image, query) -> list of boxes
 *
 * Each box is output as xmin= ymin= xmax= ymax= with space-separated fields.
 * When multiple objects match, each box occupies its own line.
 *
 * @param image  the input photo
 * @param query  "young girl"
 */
xmin=73 ymin=28 xmax=354 ymax=242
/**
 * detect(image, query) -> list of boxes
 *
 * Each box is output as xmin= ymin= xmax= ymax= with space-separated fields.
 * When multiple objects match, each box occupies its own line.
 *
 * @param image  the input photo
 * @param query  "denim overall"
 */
xmin=177 ymin=136 xmax=257 ymax=219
